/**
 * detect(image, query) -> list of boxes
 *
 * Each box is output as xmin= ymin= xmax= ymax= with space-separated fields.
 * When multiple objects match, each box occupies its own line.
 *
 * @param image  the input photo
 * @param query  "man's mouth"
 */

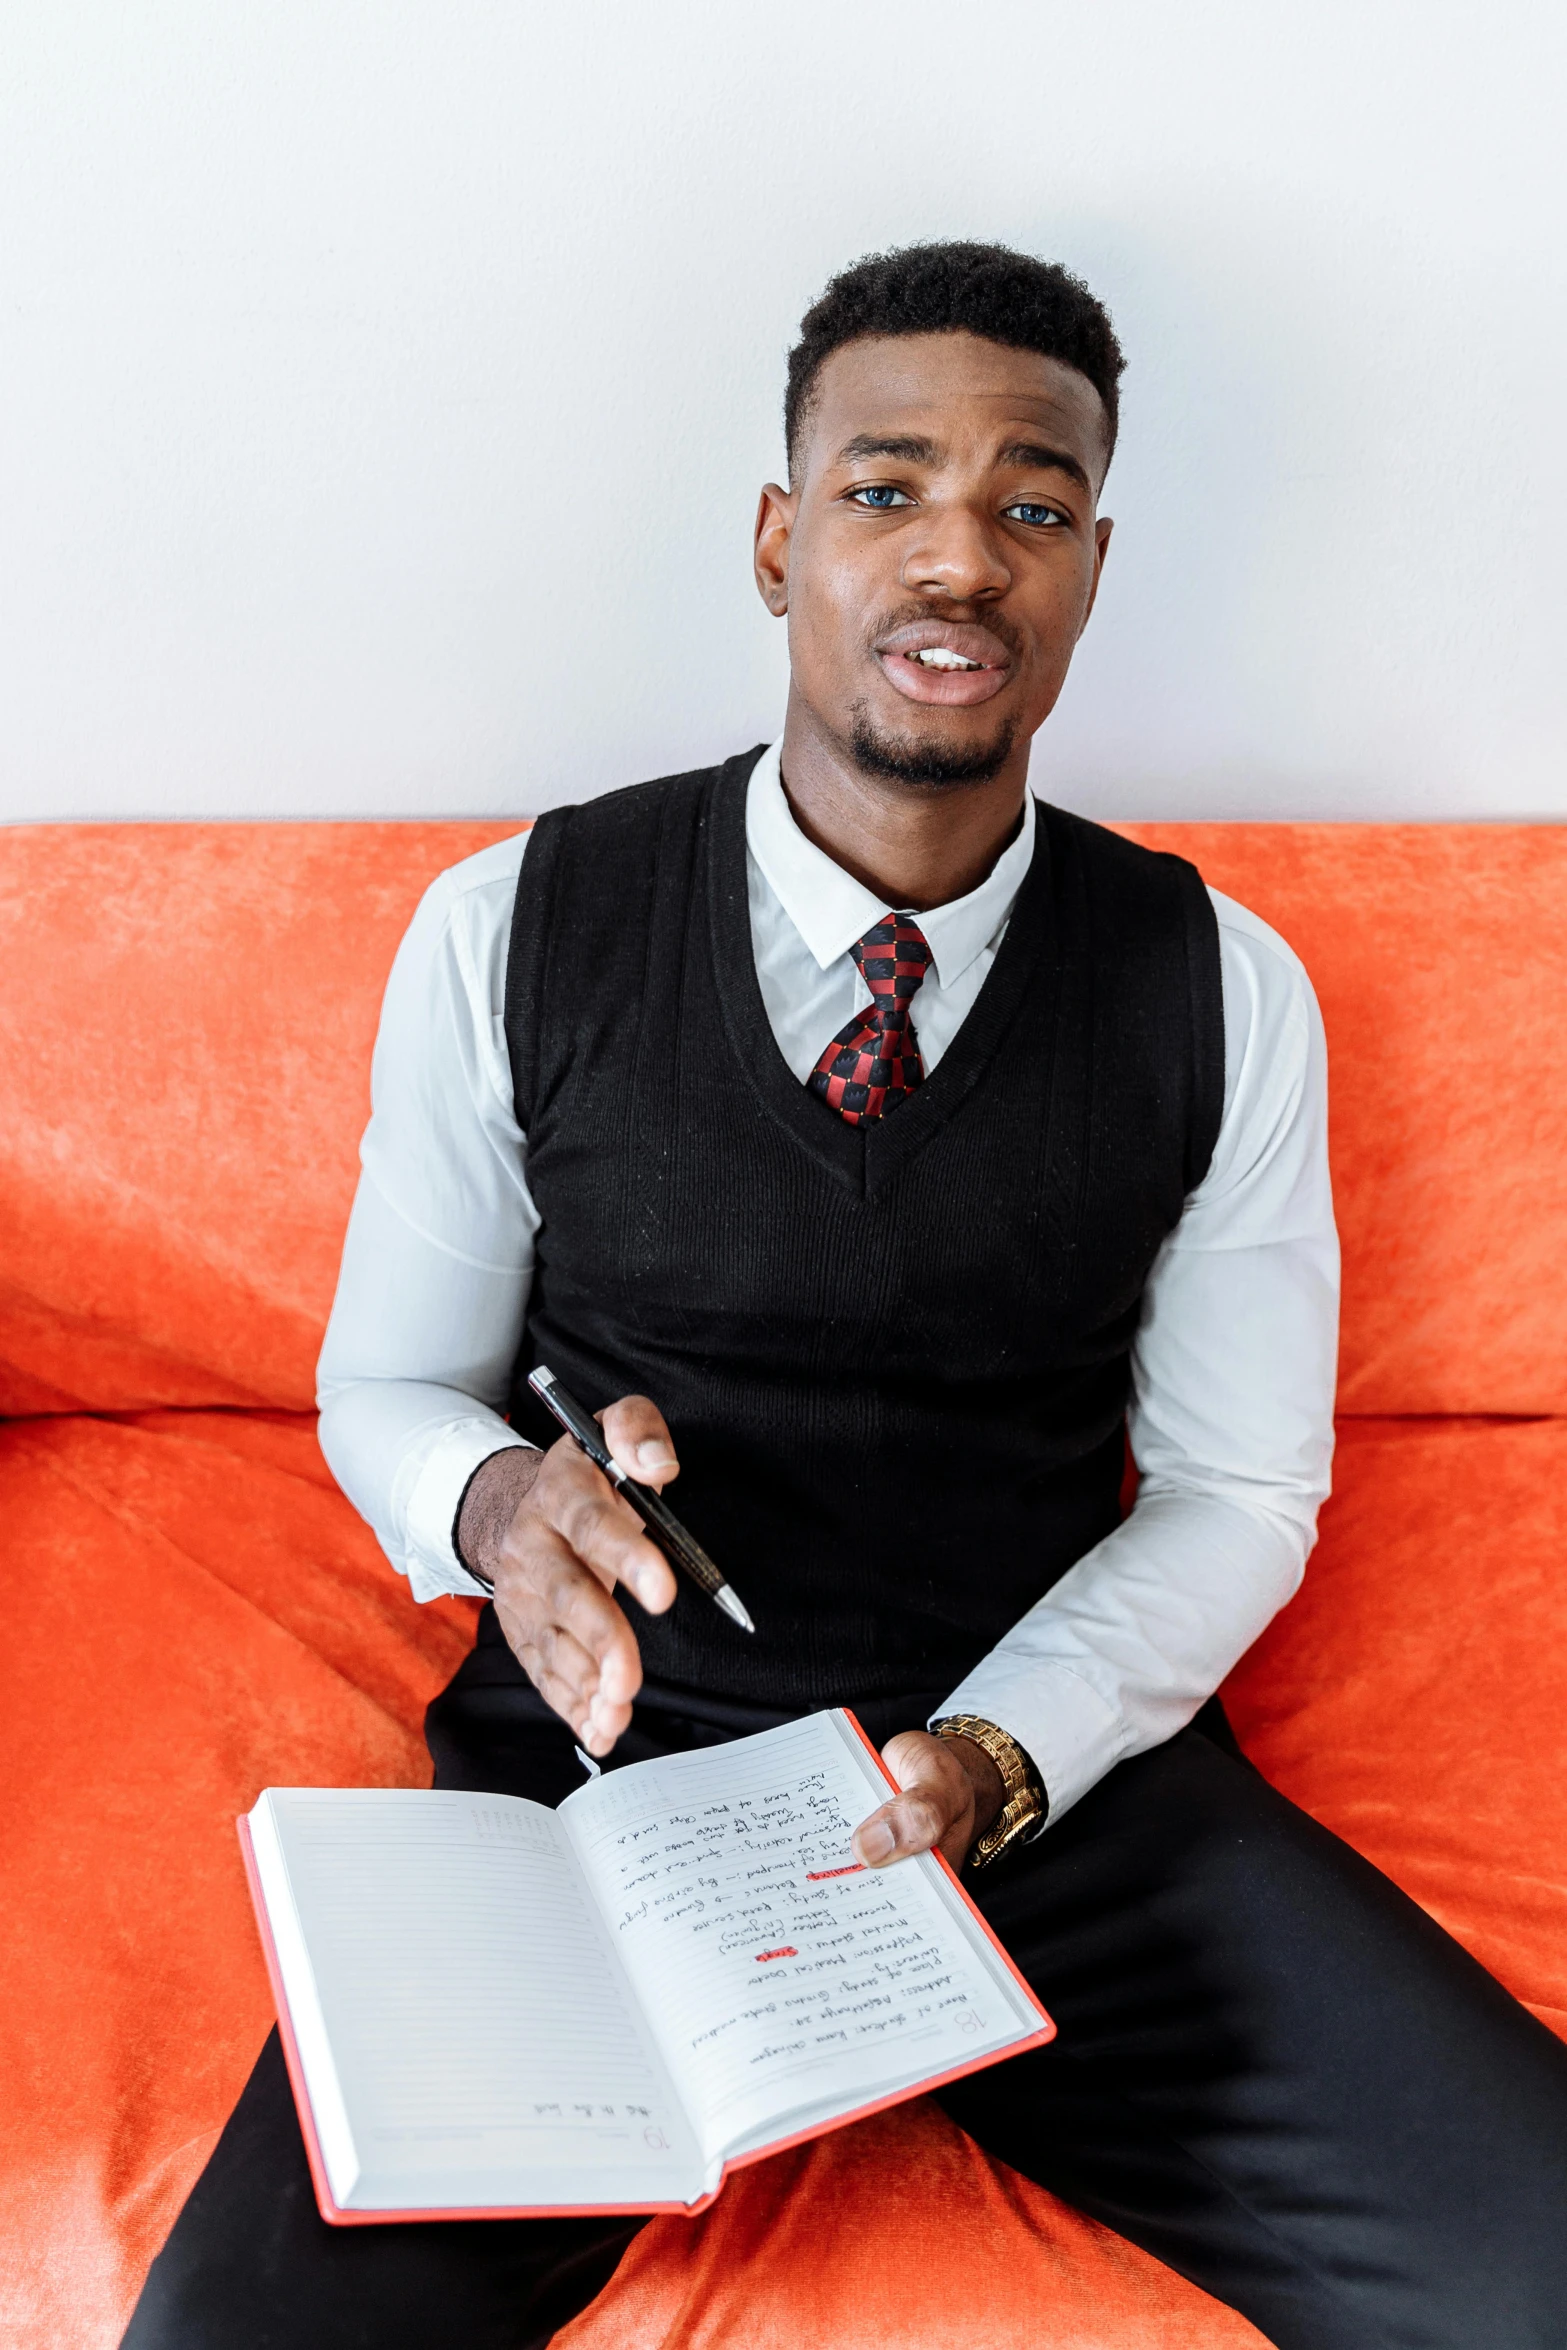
xmin=874 ymin=621 xmax=1014 ymax=707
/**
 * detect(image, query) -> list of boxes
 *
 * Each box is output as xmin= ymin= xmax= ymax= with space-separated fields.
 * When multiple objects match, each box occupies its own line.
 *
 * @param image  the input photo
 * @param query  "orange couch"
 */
xmin=2 ymin=817 xmax=1564 ymax=2350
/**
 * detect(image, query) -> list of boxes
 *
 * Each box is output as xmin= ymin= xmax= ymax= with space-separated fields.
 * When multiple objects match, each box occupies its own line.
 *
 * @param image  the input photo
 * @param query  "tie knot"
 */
xmin=850 ymin=915 xmax=932 ymax=1007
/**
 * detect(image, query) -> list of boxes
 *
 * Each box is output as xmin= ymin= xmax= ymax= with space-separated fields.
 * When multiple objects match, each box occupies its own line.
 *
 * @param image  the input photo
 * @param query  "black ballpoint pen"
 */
xmin=527 ymin=1366 xmax=756 ymax=1634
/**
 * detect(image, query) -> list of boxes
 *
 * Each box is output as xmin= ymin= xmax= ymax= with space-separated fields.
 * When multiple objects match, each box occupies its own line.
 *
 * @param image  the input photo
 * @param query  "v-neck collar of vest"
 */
xmin=705 ymin=747 xmax=1057 ymax=1201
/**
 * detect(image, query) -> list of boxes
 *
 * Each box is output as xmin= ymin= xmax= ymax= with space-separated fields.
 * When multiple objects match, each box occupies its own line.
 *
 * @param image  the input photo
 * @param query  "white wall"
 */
xmin=2 ymin=0 xmax=1563 ymax=823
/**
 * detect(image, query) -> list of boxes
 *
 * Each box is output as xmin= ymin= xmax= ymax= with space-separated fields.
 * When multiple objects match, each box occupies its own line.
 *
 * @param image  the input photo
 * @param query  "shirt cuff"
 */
xmin=930 ymin=1657 xmax=1134 ymax=1827
xmin=399 ymin=1415 xmax=535 ymax=1602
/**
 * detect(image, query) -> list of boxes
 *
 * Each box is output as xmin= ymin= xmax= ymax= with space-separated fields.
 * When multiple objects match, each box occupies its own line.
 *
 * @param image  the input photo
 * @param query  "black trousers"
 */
xmin=126 ymin=1616 xmax=1567 ymax=2350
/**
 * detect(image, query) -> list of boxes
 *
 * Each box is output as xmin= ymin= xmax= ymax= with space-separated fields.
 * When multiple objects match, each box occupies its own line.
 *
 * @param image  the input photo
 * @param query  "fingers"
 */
xmin=495 ymin=1475 xmax=657 ymax=1738
xmin=492 ymin=1580 xmax=634 ymax=1751
xmin=501 ymin=1606 xmax=633 ymax=1755
xmin=490 ymin=1431 xmax=683 ymax=1758
xmin=538 ymin=1442 xmax=677 ymax=1615
xmin=851 ymin=1732 xmax=971 ymax=1870
xmin=599 ymin=1394 xmax=679 ymax=1490
xmin=494 ymin=1540 xmax=637 ymax=1757
xmin=518 ymin=1521 xmax=646 ymax=1699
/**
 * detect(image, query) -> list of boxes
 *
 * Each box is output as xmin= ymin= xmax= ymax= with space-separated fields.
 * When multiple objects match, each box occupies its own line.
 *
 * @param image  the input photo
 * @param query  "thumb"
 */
xmin=598 ymin=1393 xmax=680 ymax=1489
xmin=852 ymin=1766 xmax=958 ymax=1870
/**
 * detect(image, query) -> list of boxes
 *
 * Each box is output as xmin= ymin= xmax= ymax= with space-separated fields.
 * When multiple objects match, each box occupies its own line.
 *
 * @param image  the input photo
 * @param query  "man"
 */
xmin=126 ymin=243 xmax=1567 ymax=2349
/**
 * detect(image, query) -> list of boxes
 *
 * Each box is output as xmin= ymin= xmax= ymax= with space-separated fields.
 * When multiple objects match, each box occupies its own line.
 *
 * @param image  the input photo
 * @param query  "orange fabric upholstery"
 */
xmin=556 ymin=2101 xmax=1268 ymax=2350
xmin=5 ymin=822 xmax=1566 ymax=1420
xmin=0 ymin=823 xmax=512 ymax=1416
xmin=1119 ymin=826 xmax=1567 ymax=1415
xmin=0 ymin=1408 xmax=479 ymax=2347
xmin=1 ymin=817 xmax=1563 ymax=2349
xmin=1223 ymin=1416 xmax=1567 ymax=2043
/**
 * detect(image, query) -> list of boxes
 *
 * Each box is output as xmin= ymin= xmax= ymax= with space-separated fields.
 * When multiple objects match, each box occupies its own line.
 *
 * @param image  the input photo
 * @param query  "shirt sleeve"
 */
xmin=934 ymin=890 xmax=1340 ymax=1824
xmin=315 ymin=834 xmax=540 ymax=1601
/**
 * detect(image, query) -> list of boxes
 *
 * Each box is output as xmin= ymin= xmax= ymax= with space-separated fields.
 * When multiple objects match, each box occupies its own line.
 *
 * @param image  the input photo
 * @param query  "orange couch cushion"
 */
xmin=555 ymin=2101 xmax=1269 ymax=2350
xmin=1121 ymin=824 xmax=1567 ymax=1414
xmin=1222 ymin=1414 xmax=1567 ymax=2041
xmin=0 ymin=823 xmax=512 ymax=1416
xmin=3 ymin=821 xmax=1567 ymax=1416
xmin=0 ymin=1409 xmax=479 ymax=2348
xmin=5 ymin=1407 xmax=1563 ymax=2349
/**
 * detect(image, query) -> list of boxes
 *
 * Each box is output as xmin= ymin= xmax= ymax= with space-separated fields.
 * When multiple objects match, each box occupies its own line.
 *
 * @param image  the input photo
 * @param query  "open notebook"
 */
xmin=240 ymin=1708 xmax=1053 ymax=2222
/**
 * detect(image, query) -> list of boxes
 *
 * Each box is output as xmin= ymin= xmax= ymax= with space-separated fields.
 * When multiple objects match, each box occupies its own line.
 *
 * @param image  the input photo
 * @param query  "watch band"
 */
xmin=932 ymin=1713 xmax=1048 ymax=1868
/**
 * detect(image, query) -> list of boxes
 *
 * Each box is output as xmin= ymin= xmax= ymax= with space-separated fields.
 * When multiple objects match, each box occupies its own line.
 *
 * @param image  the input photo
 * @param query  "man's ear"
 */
xmin=753 ymin=482 xmax=795 ymax=616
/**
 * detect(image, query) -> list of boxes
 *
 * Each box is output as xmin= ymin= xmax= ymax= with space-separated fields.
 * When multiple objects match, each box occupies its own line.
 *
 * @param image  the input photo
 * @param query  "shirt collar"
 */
xmin=744 ymin=737 xmax=1037 ymax=989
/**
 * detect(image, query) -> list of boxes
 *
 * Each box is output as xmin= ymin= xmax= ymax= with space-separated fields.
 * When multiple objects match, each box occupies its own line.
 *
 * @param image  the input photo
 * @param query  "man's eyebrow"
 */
xmin=834 ymin=433 xmax=943 ymax=466
xmin=996 ymin=440 xmax=1093 ymax=493
xmin=834 ymin=431 xmax=1094 ymax=494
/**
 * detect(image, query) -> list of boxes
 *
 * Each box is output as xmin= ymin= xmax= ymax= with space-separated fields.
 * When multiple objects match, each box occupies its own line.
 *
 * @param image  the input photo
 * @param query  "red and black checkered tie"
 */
xmin=808 ymin=915 xmax=933 ymax=1125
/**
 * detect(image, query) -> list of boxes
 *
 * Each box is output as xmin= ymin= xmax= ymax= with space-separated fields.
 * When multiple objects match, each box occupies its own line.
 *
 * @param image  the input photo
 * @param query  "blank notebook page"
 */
xmin=250 ymin=1787 xmax=702 ymax=2210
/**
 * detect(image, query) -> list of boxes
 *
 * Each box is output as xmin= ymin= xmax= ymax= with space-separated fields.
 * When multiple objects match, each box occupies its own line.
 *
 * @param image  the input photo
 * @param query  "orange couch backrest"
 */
xmin=1 ymin=820 xmax=1562 ymax=1418
xmin=0 ymin=823 xmax=515 ymax=1416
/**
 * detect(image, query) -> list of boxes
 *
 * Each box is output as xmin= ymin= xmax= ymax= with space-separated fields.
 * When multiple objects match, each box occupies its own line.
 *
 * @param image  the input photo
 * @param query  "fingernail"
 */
xmin=635 ymin=1440 xmax=675 ymax=1472
xmin=859 ymin=1820 xmax=895 ymax=1864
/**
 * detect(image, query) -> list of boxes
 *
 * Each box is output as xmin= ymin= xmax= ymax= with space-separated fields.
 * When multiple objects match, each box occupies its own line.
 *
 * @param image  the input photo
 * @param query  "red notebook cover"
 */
xmin=238 ymin=1709 xmax=1055 ymax=2226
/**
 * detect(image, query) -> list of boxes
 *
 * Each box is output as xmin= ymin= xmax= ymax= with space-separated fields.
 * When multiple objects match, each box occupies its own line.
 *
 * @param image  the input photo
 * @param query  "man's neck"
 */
xmin=777 ymin=696 xmax=1031 ymax=913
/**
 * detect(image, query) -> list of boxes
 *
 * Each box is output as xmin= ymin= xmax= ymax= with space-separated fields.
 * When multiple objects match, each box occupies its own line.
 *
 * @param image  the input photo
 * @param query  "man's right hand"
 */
xmin=455 ymin=1397 xmax=680 ymax=1756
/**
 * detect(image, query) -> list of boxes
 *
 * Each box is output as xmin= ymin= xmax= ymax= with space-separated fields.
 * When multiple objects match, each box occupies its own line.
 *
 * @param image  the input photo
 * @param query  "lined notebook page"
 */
xmin=251 ymin=1788 xmax=702 ymax=2210
xmin=561 ymin=1712 xmax=1042 ymax=2167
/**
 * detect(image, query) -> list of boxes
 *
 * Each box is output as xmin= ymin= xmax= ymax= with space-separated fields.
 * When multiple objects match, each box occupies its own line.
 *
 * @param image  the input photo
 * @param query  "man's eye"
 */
xmin=1004 ymin=500 xmax=1064 ymax=527
xmin=849 ymin=485 xmax=913 ymax=510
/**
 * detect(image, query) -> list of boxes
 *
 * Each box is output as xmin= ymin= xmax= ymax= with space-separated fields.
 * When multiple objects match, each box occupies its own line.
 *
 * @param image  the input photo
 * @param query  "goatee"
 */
xmin=848 ymin=708 xmax=1017 ymax=790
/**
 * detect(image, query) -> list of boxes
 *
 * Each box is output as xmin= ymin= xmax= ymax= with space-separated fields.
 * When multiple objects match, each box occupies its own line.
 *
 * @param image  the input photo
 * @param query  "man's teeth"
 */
xmin=911 ymin=646 xmax=983 ymax=671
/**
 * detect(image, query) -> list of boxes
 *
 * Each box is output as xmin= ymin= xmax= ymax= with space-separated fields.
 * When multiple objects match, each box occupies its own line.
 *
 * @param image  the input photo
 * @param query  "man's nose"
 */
xmin=900 ymin=505 xmax=1011 ymax=602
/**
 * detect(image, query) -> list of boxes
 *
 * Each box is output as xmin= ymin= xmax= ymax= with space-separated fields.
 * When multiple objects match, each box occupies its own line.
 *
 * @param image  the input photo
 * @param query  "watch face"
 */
xmin=972 ymin=1804 xmax=1024 ymax=1861
xmin=973 ymin=1799 xmax=1035 ymax=1868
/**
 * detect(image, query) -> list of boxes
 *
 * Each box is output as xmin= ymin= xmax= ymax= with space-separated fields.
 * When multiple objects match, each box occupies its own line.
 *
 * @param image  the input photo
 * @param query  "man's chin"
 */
xmin=847 ymin=707 xmax=1017 ymax=791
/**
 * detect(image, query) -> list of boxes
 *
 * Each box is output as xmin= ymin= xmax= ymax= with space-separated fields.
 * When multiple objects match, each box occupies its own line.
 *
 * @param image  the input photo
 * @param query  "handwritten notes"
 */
xmin=563 ymin=1715 xmax=1028 ymax=2158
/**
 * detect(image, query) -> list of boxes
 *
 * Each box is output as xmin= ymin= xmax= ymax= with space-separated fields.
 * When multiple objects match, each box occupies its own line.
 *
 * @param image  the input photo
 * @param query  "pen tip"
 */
xmin=714 ymin=1584 xmax=755 ymax=1634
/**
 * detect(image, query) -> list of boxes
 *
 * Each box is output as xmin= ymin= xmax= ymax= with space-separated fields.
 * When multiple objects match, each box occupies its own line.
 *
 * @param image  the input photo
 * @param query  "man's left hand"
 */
xmin=851 ymin=1731 xmax=1007 ymax=1872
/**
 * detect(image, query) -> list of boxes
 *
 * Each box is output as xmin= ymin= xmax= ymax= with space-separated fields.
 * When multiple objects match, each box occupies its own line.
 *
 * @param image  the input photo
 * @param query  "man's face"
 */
xmin=756 ymin=331 xmax=1113 ymax=788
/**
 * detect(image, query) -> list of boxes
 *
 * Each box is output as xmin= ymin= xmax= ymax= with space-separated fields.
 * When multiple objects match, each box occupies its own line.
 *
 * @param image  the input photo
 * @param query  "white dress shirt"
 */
xmin=318 ymin=741 xmax=1338 ymax=1823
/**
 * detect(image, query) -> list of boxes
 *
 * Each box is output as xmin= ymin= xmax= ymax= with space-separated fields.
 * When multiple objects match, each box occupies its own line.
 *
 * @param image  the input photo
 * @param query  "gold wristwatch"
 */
xmin=931 ymin=1714 xmax=1047 ymax=1869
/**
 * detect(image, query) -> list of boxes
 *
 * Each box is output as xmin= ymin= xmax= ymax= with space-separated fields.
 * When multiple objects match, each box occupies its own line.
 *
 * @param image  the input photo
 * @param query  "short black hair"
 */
xmin=784 ymin=240 xmax=1125 ymax=478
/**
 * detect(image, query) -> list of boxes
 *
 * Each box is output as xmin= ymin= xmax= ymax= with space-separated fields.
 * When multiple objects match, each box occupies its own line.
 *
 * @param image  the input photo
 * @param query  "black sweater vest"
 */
xmin=505 ymin=748 xmax=1223 ymax=1718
